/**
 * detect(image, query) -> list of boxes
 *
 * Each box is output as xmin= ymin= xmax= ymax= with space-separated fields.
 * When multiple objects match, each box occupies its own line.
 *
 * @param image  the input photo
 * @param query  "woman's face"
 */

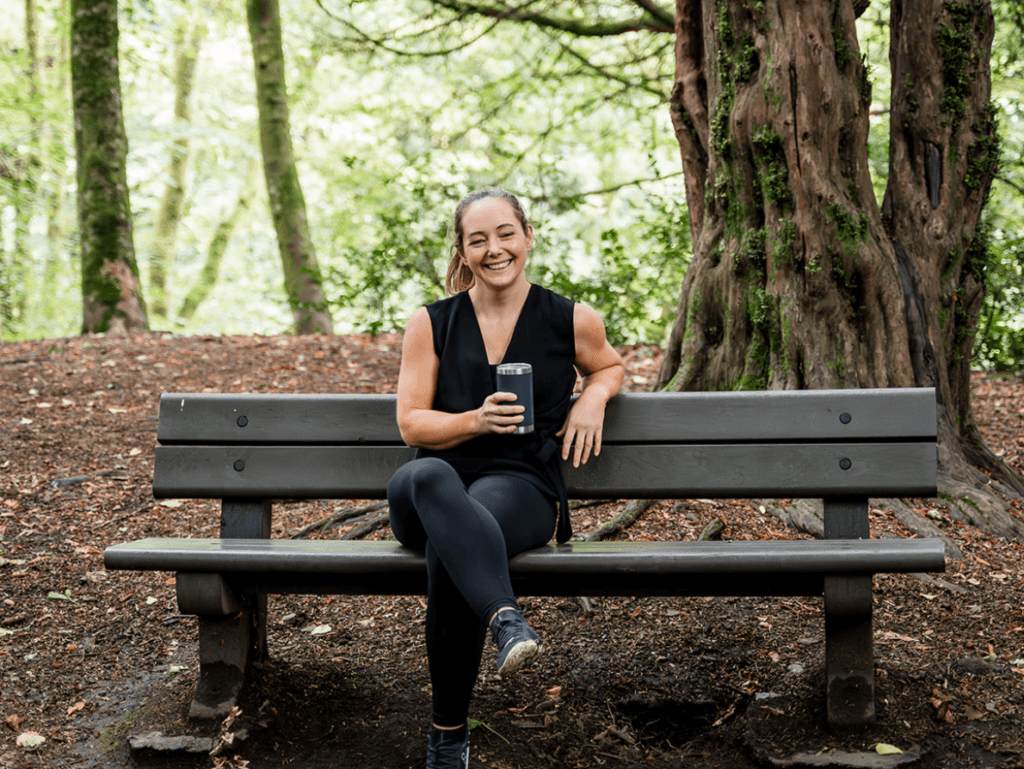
xmin=459 ymin=197 xmax=533 ymax=293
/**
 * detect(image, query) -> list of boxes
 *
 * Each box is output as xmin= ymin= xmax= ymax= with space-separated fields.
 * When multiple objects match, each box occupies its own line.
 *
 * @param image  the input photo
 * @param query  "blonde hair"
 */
xmin=445 ymin=187 xmax=531 ymax=294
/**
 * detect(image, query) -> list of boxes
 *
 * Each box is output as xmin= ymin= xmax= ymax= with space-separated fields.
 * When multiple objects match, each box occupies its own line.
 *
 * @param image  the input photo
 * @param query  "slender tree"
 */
xmin=247 ymin=0 xmax=333 ymax=334
xmin=149 ymin=10 xmax=203 ymax=320
xmin=71 ymin=0 xmax=148 ymax=334
xmin=177 ymin=158 xmax=261 ymax=323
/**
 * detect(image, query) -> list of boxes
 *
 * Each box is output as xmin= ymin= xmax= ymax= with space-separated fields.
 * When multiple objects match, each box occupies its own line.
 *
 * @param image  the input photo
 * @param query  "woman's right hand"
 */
xmin=477 ymin=392 xmax=525 ymax=434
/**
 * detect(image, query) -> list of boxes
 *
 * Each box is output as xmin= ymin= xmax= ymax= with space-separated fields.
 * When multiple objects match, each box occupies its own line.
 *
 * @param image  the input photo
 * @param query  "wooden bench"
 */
xmin=104 ymin=388 xmax=945 ymax=728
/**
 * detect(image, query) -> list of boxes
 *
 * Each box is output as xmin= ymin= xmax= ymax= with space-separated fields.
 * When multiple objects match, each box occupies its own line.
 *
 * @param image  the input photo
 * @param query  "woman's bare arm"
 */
xmin=395 ymin=307 xmax=524 ymax=450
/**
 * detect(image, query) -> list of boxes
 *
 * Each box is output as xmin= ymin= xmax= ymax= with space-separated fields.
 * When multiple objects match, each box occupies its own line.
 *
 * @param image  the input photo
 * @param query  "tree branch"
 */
xmin=995 ymin=172 xmax=1024 ymax=197
xmin=555 ymin=37 xmax=670 ymax=99
xmin=626 ymin=0 xmax=675 ymax=29
xmin=431 ymin=0 xmax=673 ymax=36
xmin=313 ymin=0 xmax=504 ymax=57
xmin=529 ymin=170 xmax=685 ymax=202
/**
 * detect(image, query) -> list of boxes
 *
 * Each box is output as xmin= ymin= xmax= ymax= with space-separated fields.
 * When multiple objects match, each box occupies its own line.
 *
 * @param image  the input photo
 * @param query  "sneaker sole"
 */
xmin=498 ymin=639 xmax=541 ymax=677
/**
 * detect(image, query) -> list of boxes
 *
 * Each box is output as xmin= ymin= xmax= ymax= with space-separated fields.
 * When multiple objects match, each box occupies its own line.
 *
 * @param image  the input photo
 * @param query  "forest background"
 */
xmin=1 ymin=0 xmax=1022 ymax=370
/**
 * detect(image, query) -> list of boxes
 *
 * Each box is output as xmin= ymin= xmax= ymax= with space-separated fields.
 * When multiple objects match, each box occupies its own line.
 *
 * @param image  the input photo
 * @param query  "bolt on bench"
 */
xmin=104 ymin=388 xmax=945 ymax=728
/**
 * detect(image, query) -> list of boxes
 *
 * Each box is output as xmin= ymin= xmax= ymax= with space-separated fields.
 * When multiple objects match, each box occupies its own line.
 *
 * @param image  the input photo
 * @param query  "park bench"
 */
xmin=104 ymin=388 xmax=945 ymax=729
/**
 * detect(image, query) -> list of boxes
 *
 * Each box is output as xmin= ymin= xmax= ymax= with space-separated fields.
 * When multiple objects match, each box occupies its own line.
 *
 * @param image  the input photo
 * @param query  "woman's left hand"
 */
xmin=556 ymin=388 xmax=608 ymax=468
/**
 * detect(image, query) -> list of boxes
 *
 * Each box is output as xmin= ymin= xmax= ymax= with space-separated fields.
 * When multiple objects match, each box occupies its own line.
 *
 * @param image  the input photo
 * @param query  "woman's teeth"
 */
xmin=485 ymin=260 xmax=513 ymax=271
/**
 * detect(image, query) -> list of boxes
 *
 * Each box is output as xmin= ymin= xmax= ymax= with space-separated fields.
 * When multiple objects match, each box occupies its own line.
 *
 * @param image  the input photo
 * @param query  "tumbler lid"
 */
xmin=496 ymin=362 xmax=532 ymax=375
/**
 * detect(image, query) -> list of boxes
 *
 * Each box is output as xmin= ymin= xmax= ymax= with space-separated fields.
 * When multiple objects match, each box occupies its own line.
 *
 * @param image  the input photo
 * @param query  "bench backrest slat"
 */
xmin=156 ymin=389 xmax=937 ymax=445
xmin=153 ymin=441 xmax=938 ymax=500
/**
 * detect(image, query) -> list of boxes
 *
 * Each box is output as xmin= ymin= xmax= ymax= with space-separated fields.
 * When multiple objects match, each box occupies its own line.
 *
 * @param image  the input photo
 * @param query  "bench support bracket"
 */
xmin=188 ymin=500 xmax=271 ymax=720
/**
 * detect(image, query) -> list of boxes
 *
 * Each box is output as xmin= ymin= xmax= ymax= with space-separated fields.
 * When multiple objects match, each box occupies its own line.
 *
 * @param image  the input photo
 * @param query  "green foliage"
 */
xmin=324 ymin=190 xmax=448 ymax=336
xmin=826 ymin=202 xmax=869 ymax=255
xmin=965 ymin=104 xmax=1001 ymax=198
xmin=771 ymin=218 xmax=797 ymax=265
xmin=752 ymin=124 xmax=790 ymax=210
xmin=938 ymin=3 xmax=983 ymax=133
xmin=833 ymin=28 xmax=853 ymax=70
xmin=530 ymin=189 xmax=691 ymax=346
xmin=973 ymin=226 xmax=1024 ymax=371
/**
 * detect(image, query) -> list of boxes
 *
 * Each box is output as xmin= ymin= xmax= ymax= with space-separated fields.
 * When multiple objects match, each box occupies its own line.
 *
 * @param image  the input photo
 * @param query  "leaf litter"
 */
xmin=0 ymin=335 xmax=1022 ymax=768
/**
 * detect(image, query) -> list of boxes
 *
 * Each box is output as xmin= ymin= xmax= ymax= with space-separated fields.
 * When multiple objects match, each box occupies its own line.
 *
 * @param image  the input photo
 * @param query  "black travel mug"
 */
xmin=496 ymin=362 xmax=534 ymax=434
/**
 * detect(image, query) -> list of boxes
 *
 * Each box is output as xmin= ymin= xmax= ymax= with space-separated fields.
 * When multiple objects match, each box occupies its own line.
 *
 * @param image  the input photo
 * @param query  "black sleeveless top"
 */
xmin=415 ymin=284 xmax=578 ymax=542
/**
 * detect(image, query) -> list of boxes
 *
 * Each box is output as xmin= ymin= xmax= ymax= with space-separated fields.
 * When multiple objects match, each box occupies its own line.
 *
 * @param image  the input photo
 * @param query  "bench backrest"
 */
xmin=153 ymin=389 xmax=938 ymax=501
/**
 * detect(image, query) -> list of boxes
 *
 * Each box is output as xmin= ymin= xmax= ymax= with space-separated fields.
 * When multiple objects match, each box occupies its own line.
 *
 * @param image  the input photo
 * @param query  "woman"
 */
xmin=388 ymin=188 xmax=624 ymax=768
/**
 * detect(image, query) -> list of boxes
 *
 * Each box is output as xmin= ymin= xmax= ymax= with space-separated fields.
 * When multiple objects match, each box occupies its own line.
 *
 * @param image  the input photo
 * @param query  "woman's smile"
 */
xmin=484 ymin=259 xmax=514 ymax=271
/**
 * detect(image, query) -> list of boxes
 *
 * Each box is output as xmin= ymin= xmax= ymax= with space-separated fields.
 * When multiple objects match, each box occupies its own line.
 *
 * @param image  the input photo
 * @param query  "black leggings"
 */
xmin=387 ymin=457 xmax=556 ymax=727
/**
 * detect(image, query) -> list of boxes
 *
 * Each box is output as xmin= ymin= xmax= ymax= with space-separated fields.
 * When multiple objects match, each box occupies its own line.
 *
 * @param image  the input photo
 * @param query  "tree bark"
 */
xmin=71 ymin=0 xmax=148 ymax=335
xmin=659 ymin=0 xmax=1022 ymax=538
xmin=149 ymin=13 xmax=202 ymax=320
xmin=247 ymin=0 xmax=334 ymax=335
xmin=882 ymin=0 xmax=1024 ymax=530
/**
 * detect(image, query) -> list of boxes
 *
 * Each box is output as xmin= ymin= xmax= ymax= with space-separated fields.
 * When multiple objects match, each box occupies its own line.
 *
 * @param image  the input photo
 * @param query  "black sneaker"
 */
xmin=490 ymin=609 xmax=541 ymax=677
xmin=426 ymin=726 xmax=470 ymax=769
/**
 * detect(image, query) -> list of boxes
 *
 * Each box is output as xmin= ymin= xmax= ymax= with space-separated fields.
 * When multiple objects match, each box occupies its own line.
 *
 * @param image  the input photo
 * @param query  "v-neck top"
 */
xmin=415 ymin=284 xmax=578 ymax=542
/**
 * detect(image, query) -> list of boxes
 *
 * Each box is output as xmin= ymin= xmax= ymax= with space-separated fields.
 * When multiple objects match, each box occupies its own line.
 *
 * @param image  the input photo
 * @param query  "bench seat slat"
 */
xmin=153 ymin=442 xmax=938 ymax=500
xmin=104 ymin=537 xmax=946 ymax=599
xmin=157 ymin=389 xmax=937 ymax=446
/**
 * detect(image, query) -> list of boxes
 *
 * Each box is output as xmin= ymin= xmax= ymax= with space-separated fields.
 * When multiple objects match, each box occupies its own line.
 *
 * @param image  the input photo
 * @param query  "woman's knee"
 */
xmin=389 ymin=457 xmax=447 ymax=496
xmin=390 ymin=459 xmax=455 ymax=546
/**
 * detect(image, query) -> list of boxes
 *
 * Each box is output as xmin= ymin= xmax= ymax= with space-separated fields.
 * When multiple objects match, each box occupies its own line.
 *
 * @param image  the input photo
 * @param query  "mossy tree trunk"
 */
xmin=71 ymin=0 xmax=148 ymax=335
xmin=149 ymin=11 xmax=202 ymax=321
xmin=658 ymin=0 xmax=1023 ymax=537
xmin=247 ymin=0 xmax=333 ymax=335
xmin=882 ymin=0 xmax=1021 ymax=532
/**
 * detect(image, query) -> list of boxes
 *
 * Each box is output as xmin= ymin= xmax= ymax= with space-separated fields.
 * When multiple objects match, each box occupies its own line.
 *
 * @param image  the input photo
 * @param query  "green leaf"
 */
xmin=874 ymin=743 xmax=904 ymax=755
xmin=467 ymin=718 xmax=510 ymax=745
xmin=47 ymin=589 xmax=78 ymax=603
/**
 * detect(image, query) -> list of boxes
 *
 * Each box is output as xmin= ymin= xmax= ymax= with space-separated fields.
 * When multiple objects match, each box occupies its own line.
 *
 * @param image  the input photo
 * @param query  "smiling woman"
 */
xmin=386 ymin=187 xmax=625 ymax=768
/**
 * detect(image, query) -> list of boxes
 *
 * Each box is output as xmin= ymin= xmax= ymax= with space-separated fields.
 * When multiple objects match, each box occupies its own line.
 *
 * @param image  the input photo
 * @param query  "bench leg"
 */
xmin=191 ymin=613 xmax=250 ymax=720
xmin=824 ymin=575 xmax=875 ymax=728
xmin=823 ymin=497 xmax=875 ymax=728
xmin=187 ymin=500 xmax=271 ymax=720
xmin=220 ymin=499 xmax=270 ymax=662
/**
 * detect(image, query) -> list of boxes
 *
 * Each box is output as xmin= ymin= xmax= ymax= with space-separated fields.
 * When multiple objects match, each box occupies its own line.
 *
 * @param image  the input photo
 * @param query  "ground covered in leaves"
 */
xmin=1 ymin=333 xmax=1023 ymax=769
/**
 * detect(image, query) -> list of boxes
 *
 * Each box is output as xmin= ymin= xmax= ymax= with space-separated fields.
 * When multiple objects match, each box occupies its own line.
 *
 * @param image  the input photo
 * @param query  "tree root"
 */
xmin=936 ymin=406 xmax=1024 ymax=541
xmin=291 ymin=501 xmax=388 ymax=539
xmin=584 ymin=499 xmax=658 ymax=541
xmin=755 ymin=497 xmax=966 ymax=559
xmin=339 ymin=511 xmax=390 ymax=540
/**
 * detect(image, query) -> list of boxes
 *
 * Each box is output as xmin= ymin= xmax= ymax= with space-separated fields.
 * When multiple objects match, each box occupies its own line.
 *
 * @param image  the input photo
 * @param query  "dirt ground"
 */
xmin=1 ymin=333 xmax=1023 ymax=769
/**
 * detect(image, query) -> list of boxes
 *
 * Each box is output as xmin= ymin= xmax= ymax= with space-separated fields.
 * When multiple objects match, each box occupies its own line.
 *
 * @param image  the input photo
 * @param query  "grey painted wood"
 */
xmin=105 ymin=537 xmax=946 ymax=599
xmin=105 ymin=537 xmax=947 ymax=574
xmin=158 ymin=393 xmax=403 ymax=444
xmin=157 ymin=388 xmax=937 ymax=445
xmin=153 ymin=441 xmax=938 ymax=499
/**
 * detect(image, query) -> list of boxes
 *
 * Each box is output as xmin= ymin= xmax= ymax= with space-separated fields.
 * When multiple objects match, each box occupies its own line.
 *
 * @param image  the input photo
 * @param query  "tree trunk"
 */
xmin=71 ymin=0 xmax=148 ymax=335
xmin=659 ymin=0 xmax=1023 ymax=537
xmin=177 ymin=158 xmax=260 ymax=323
xmin=149 ymin=13 xmax=202 ymax=320
xmin=883 ymin=0 xmax=1024 ymax=532
xmin=247 ymin=0 xmax=333 ymax=335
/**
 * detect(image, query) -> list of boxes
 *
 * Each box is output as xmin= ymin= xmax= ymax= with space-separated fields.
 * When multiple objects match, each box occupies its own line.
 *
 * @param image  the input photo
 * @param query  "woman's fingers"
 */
xmin=480 ymin=392 xmax=524 ymax=433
